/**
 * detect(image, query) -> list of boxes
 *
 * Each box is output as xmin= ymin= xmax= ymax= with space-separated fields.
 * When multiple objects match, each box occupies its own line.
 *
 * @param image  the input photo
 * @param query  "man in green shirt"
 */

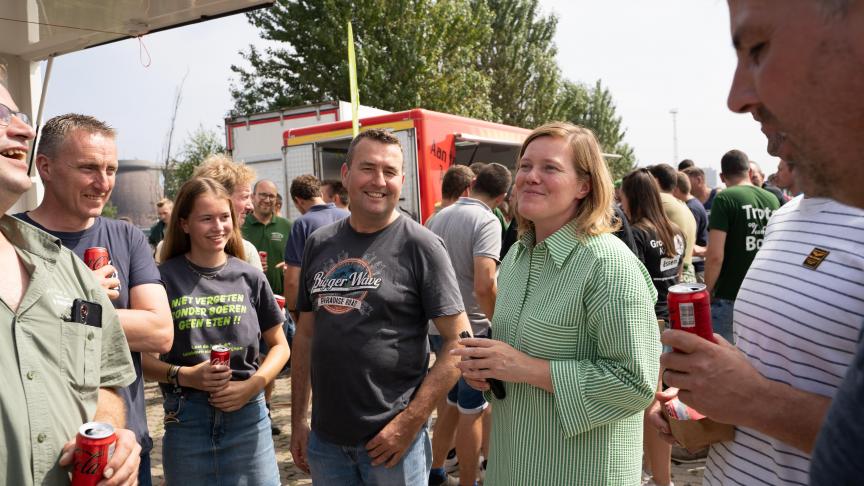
xmin=242 ymin=179 xmax=293 ymax=295
xmin=705 ymin=149 xmax=779 ymax=342
xmin=0 ymin=67 xmax=138 ymax=486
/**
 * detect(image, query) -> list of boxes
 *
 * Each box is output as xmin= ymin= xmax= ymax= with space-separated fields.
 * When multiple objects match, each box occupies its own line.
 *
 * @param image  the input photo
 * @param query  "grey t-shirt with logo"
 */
xmin=298 ymin=215 xmax=464 ymax=445
xmin=159 ymin=255 xmax=283 ymax=386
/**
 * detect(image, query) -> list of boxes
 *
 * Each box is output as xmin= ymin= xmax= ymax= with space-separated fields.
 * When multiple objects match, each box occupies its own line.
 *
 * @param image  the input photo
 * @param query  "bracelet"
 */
xmin=167 ymin=365 xmax=181 ymax=386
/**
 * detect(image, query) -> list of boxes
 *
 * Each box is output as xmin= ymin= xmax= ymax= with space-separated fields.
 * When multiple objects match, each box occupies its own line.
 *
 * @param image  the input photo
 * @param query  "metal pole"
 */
xmin=27 ymin=55 xmax=54 ymax=177
xmin=669 ymin=108 xmax=679 ymax=163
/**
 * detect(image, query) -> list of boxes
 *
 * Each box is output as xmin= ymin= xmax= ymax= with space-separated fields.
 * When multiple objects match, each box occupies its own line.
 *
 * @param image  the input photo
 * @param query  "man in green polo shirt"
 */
xmin=0 ymin=65 xmax=138 ymax=486
xmin=242 ymin=179 xmax=293 ymax=295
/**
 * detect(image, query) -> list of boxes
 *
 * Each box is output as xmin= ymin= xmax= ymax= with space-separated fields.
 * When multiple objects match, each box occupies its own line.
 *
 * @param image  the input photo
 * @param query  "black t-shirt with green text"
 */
xmin=159 ymin=255 xmax=284 ymax=386
xmin=709 ymin=185 xmax=780 ymax=300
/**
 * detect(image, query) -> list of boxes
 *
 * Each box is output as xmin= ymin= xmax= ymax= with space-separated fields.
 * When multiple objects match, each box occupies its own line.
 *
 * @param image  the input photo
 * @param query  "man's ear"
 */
xmin=34 ymin=154 xmax=52 ymax=181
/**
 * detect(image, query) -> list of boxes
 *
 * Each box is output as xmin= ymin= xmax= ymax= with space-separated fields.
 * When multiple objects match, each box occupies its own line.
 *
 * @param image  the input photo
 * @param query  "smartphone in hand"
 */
xmin=459 ymin=331 xmax=506 ymax=400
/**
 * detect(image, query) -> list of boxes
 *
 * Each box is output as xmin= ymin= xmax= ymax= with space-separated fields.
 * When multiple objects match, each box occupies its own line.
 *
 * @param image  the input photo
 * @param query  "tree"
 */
xmin=101 ymin=200 xmax=118 ymax=219
xmin=561 ymin=80 xmax=636 ymax=180
xmin=163 ymin=126 xmax=225 ymax=199
xmin=231 ymin=0 xmax=494 ymax=119
xmin=477 ymin=0 xmax=567 ymax=127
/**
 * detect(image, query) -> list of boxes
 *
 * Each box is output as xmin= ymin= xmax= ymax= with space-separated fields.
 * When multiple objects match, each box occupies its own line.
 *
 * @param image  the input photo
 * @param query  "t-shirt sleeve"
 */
xmin=473 ymin=217 xmax=501 ymax=262
xmin=284 ymin=221 xmax=306 ymax=267
xmin=416 ymin=232 xmax=465 ymax=320
xmin=254 ymin=273 xmax=284 ymax=332
xmin=297 ymin=235 xmax=317 ymax=313
xmin=127 ymin=225 xmax=162 ymax=287
xmin=708 ymin=193 xmax=732 ymax=232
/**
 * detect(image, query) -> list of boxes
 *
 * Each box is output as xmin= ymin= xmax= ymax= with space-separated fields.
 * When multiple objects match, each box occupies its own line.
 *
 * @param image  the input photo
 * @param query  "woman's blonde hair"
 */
xmin=160 ymin=177 xmax=246 ymax=263
xmin=515 ymin=122 xmax=618 ymax=238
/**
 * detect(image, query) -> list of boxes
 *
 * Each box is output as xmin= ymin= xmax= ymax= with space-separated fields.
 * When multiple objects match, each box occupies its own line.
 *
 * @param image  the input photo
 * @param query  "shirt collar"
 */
xmin=455 ymin=197 xmax=492 ymax=211
xmin=0 ymin=214 xmax=62 ymax=262
xmin=514 ymin=219 xmax=581 ymax=269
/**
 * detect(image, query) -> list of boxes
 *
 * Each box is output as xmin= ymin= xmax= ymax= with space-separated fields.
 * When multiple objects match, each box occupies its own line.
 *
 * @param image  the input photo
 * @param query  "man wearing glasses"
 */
xmin=242 ymin=179 xmax=293 ymax=297
xmin=16 ymin=113 xmax=173 ymax=486
xmin=0 ymin=66 xmax=140 ymax=485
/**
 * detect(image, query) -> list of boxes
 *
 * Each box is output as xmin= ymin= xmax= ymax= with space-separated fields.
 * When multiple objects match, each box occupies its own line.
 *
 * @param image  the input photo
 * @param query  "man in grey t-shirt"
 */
xmin=426 ymin=163 xmax=511 ymax=486
xmin=290 ymin=129 xmax=472 ymax=485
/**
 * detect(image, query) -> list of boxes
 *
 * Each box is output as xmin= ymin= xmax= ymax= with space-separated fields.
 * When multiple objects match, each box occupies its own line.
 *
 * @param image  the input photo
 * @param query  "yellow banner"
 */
xmin=347 ymin=21 xmax=360 ymax=137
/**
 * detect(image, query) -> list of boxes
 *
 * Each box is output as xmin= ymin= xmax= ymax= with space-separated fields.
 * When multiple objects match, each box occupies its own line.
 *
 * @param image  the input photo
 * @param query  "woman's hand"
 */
xmin=452 ymin=337 xmax=552 ymax=393
xmin=209 ymin=380 xmax=258 ymax=412
xmin=180 ymin=360 xmax=231 ymax=392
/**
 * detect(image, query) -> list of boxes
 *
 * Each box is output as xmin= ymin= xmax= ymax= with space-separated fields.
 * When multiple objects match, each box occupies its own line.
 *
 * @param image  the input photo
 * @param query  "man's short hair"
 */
xmin=38 ymin=114 xmax=115 ymax=159
xmin=473 ymin=163 xmax=511 ymax=198
xmin=322 ymin=180 xmax=349 ymax=206
xmin=647 ymin=163 xmax=679 ymax=192
xmin=682 ymin=166 xmax=705 ymax=179
xmin=678 ymin=159 xmax=695 ymax=171
xmin=156 ymin=198 xmax=173 ymax=208
xmin=290 ymin=174 xmax=322 ymax=201
xmin=193 ymin=154 xmax=256 ymax=195
xmin=441 ymin=165 xmax=475 ymax=200
xmin=676 ymin=171 xmax=691 ymax=195
xmin=345 ymin=129 xmax=403 ymax=167
xmin=721 ymin=149 xmax=751 ymax=177
xmin=750 ymin=160 xmax=764 ymax=176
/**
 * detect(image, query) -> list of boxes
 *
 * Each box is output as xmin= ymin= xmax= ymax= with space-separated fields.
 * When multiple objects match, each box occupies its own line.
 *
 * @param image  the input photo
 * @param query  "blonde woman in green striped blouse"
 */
xmin=454 ymin=122 xmax=661 ymax=485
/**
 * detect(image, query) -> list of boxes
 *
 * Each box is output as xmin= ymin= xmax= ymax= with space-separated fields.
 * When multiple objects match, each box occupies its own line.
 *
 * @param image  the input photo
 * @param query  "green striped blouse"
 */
xmin=486 ymin=221 xmax=660 ymax=485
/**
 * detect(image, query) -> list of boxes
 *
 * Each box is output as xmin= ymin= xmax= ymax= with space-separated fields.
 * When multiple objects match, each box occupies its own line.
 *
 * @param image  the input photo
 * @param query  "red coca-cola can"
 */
xmin=210 ymin=344 xmax=230 ymax=367
xmin=258 ymin=251 xmax=267 ymax=267
xmin=71 ymin=422 xmax=116 ymax=486
xmin=668 ymin=283 xmax=715 ymax=343
xmin=83 ymin=247 xmax=110 ymax=270
xmin=274 ymin=295 xmax=286 ymax=311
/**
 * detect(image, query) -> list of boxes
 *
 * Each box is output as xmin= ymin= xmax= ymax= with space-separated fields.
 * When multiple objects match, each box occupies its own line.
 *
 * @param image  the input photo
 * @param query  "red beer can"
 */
xmin=258 ymin=251 xmax=267 ymax=267
xmin=210 ymin=344 xmax=231 ymax=367
xmin=71 ymin=422 xmax=116 ymax=486
xmin=83 ymin=247 xmax=110 ymax=270
xmin=668 ymin=283 xmax=715 ymax=342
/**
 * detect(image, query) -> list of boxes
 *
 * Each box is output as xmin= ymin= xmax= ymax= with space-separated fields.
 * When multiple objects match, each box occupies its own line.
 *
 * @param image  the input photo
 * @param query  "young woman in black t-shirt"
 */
xmin=620 ymin=168 xmax=684 ymax=486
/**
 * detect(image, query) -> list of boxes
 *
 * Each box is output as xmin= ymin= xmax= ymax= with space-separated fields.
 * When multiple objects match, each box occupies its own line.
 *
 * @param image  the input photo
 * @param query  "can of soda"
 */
xmin=71 ymin=422 xmax=116 ymax=486
xmin=210 ymin=344 xmax=231 ymax=367
xmin=258 ymin=251 xmax=267 ymax=267
xmin=83 ymin=247 xmax=110 ymax=270
xmin=274 ymin=295 xmax=286 ymax=311
xmin=668 ymin=283 xmax=715 ymax=343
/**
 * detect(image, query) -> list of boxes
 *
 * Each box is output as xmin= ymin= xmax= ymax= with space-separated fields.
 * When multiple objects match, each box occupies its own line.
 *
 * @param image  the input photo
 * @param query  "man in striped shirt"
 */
xmin=650 ymin=1 xmax=864 ymax=484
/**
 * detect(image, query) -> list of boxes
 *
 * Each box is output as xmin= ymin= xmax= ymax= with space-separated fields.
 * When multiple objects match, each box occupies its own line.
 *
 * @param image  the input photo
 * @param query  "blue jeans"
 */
xmin=162 ymin=390 xmax=280 ymax=486
xmin=307 ymin=427 xmax=432 ymax=485
xmin=711 ymin=298 xmax=735 ymax=343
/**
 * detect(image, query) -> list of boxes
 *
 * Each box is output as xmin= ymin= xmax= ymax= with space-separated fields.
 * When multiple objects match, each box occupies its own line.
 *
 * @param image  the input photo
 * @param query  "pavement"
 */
xmin=145 ymin=377 xmax=705 ymax=485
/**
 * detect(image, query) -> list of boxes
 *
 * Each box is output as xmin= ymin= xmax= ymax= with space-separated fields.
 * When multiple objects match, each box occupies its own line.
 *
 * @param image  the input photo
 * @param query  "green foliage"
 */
xmin=101 ymin=200 xmax=118 ymax=219
xmin=230 ymin=0 xmax=637 ymax=174
xmin=561 ymin=80 xmax=636 ymax=180
xmin=163 ymin=126 xmax=225 ymax=199
xmin=231 ymin=0 xmax=495 ymax=119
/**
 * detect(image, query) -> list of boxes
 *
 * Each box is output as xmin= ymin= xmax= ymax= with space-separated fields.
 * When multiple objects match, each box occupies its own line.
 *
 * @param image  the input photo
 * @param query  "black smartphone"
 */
xmin=71 ymin=298 xmax=103 ymax=328
xmin=459 ymin=331 xmax=506 ymax=400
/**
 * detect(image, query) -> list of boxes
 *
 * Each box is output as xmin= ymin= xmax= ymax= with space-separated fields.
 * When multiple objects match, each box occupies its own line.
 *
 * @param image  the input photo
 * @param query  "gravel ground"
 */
xmin=145 ymin=377 xmax=705 ymax=485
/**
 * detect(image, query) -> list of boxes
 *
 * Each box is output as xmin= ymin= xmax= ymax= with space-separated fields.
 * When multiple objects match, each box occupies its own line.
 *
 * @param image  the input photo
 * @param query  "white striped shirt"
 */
xmin=704 ymin=196 xmax=864 ymax=485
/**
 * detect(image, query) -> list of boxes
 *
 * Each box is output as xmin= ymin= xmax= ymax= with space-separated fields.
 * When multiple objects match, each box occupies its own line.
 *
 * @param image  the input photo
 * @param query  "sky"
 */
xmin=40 ymin=1 xmax=779 ymax=178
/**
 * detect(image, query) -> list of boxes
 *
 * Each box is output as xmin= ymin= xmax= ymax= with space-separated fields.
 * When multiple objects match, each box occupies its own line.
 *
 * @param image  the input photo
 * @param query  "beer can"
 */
xmin=83 ymin=247 xmax=110 ymax=270
xmin=258 ymin=251 xmax=267 ymax=266
xmin=668 ymin=283 xmax=715 ymax=343
xmin=71 ymin=422 xmax=116 ymax=486
xmin=210 ymin=344 xmax=231 ymax=367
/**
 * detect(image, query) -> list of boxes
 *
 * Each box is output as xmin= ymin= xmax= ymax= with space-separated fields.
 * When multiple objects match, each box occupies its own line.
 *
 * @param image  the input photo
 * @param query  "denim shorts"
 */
xmin=162 ymin=389 xmax=280 ymax=486
xmin=431 ymin=331 xmax=490 ymax=414
xmin=307 ymin=426 xmax=431 ymax=485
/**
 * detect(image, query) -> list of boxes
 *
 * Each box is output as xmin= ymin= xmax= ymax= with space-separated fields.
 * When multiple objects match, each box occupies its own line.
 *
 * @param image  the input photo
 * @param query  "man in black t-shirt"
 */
xmin=290 ymin=129 xmax=471 ymax=485
xmin=21 ymin=114 xmax=172 ymax=486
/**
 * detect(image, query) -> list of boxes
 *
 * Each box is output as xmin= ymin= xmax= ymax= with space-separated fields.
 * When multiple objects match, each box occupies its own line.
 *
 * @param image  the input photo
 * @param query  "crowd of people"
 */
xmin=2 ymin=1 xmax=864 ymax=485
